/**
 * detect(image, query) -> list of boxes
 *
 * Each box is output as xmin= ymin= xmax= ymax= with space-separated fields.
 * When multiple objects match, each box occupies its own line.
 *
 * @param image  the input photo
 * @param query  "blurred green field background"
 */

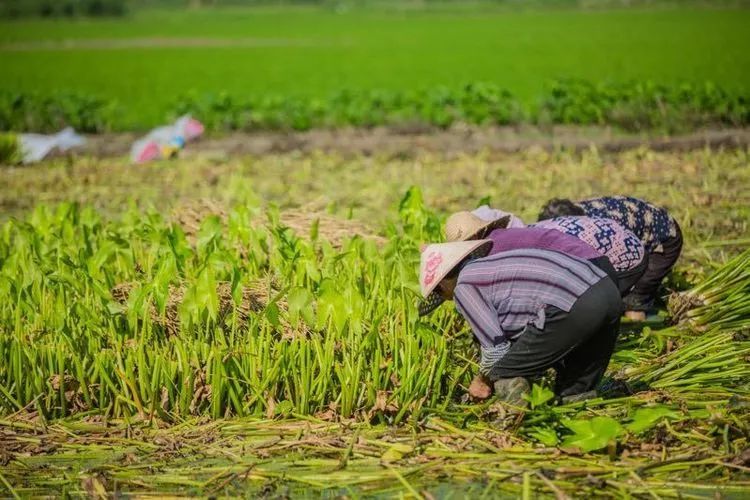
xmin=1 ymin=4 xmax=749 ymax=127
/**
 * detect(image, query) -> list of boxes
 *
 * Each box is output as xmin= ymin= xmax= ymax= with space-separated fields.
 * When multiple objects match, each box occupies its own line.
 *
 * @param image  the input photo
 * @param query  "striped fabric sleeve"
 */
xmin=453 ymin=283 xmax=504 ymax=348
xmin=480 ymin=343 xmax=512 ymax=379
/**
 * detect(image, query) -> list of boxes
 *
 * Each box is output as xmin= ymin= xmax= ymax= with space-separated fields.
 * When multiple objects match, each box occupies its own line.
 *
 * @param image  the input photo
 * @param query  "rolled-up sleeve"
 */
xmin=480 ymin=344 xmax=512 ymax=379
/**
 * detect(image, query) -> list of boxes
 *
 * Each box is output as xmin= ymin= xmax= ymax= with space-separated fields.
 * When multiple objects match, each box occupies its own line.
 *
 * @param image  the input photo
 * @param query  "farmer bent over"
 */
xmin=445 ymin=210 xmax=648 ymax=297
xmin=530 ymin=215 xmax=647 ymax=297
xmin=444 ymin=211 xmax=624 ymax=292
xmin=418 ymin=239 xmax=622 ymax=406
xmin=538 ymin=196 xmax=682 ymax=320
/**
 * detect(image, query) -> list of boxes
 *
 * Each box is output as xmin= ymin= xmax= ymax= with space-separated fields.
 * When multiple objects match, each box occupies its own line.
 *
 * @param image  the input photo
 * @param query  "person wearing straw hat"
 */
xmin=444 ymin=211 xmax=621 ymax=288
xmin=472 ymin=205 xmax=526 ymax=229
xmin=537 ymin=196 xmax=681 ymax=321
xmin=419 ymin=240 xmax=622 ymax=405
xmin=446 ymin=210 xmax=648 ymax=299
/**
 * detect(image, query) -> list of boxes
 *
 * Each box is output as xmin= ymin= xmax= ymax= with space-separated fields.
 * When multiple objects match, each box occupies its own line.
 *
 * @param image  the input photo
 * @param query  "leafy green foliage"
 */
xmin=527 ymin=426 xmax=559 ymax=447
xmin=169 ymin=81 xmax=750 ymax=133
xmin=561 ymin=416 xmax=623 ymax=452
xmin=524 ymin=384 xmax=555 ymax=410
xmin=0 ymin=194 xmax=446 ymax=421
xmin=0 ymin=132 xmax=21 ymax=164
xmin=1 ymin=81 xmax=746 ymax=134
xmin=538 ymin=79 xmax=750 ymax=133
xmin=625 ymin=406 xmax=680 ymax=434
xmin=0 ymin=0 xmax=127 ymax=19
xmin=0 ymin=91 xmax=117 ymax=133
xmin=171 ymin=83 xmax=525 ymax=132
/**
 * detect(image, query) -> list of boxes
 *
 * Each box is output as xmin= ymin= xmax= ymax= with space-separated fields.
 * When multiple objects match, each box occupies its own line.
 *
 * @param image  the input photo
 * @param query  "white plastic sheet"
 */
xmin=19 ymin=127 xmax=86 ymax=164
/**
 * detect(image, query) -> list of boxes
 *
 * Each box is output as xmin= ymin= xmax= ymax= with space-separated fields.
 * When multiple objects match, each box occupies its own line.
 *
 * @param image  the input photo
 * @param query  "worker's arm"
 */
xmin=453 ymin=283 xmax=511 ymax=382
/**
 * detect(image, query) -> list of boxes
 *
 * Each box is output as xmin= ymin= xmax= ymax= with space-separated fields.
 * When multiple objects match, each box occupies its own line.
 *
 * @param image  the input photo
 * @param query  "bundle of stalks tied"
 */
xmin=668 ymin=248 xmax=750 ymax=332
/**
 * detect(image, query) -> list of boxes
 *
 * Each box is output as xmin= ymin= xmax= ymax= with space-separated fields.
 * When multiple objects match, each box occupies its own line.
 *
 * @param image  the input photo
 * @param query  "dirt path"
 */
xmin=73 ymin=126 xmax=750 ymax=160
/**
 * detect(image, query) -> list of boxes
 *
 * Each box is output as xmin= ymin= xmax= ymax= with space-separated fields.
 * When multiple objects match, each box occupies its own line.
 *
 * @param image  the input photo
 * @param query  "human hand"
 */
xmin=468 ymin=374 xmax=492 ymax=400
xmin=624 ymin=310 xmax=647 ymax=321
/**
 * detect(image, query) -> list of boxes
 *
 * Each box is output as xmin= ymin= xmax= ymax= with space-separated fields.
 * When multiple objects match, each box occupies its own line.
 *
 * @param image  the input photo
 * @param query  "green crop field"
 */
xmin=2 ymin=148 xmax=750 ymax=496
xmin=1 ymin=2 xmax=750 ymax=497
xmin=1 ymin=4 xmax=749 ymax=127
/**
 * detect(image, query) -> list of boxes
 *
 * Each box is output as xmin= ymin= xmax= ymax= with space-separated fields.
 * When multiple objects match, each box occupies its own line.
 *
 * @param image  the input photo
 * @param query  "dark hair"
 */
xmin=538 ymin=198 xmax=585 ymax=221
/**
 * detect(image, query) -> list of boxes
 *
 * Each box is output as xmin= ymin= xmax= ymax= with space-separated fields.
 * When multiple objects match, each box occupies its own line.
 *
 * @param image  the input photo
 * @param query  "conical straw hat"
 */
xmin=418 ymin=239 xmax=492 ymax=316
xmin=444 ymin=211 xmax=510 ymax=242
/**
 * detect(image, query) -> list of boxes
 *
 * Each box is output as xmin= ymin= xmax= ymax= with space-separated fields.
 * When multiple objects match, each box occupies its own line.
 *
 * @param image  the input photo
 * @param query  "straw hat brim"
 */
xmin=464 ymin=215 xmax=511 ymax=241
xmin=418 ymin=239 xmax=493 ymax=316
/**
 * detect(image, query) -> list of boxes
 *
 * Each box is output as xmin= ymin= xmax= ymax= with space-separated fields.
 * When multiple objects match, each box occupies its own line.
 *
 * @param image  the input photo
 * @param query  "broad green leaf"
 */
xmin=625 ymin=406 xmax=680 ymax=434
xmin=528 ymin=427 xmax=559 ymax=447
xmin=562 ymin=416 xmax=623 ymax=452
xmin=381 ymin=447 xmax=404 ymax=462
xmin=317 ymin=285 xmax=348 ymax=332
xmin=287 ymin=287 xmax=315 ymax=326
xmin=195 ymin=267 xmax=219 ymax=322
xmin=196 ymin=215 xmax=222 ymax=256
xmin=381 ymin=444 xmax=413 ymax=463
xmin=265 ymin=302 xmax=280 ymax=328
xmin=525 ymin=384 xmax=555 ymax=409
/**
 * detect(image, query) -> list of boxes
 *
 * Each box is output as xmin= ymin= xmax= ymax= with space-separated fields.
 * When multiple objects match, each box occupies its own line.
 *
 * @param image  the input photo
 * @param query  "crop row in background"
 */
xmin=1 ymin=80 xmax=747 ymax=135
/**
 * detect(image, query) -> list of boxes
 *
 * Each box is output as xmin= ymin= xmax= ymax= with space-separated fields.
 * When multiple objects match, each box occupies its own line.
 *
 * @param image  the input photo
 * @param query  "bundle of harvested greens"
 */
xmin=669 ymin=248 xmax=750 ymax=331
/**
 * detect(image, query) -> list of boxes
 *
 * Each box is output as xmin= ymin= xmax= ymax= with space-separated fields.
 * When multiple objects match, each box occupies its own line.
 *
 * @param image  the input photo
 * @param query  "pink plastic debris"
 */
xmin=132 ymin=139 xmax=161 ymax=164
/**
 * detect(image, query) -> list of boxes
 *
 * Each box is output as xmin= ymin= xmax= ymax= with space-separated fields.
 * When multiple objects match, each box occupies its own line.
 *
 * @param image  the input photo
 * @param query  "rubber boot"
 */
xmin=493 ymin=377 xmax=530 ymax=408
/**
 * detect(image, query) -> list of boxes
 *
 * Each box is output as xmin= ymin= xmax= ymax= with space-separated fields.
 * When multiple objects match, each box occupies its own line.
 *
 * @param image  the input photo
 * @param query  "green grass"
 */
xmin=0 ymin=6 xmax=748 ymax=127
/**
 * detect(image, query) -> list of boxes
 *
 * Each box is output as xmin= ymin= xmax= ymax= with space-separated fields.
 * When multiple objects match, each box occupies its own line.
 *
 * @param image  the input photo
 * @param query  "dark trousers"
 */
xmin=490 ymin=278 xmax=622 ymax=397
xmin=623 ymin=225 xmax=683 ymax=312
xmin=615 ymin=253 xmax=649 ymax=296
xmin=589 ymin=256 xmax=619 ymax=290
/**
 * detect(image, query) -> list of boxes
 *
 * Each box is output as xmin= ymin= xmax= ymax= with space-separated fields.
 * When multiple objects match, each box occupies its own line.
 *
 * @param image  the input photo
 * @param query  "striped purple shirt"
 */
xmin=453 ymin=249 xmax=606 ymax=351
xmin=486 ymin=227 xmax=601 ymax=260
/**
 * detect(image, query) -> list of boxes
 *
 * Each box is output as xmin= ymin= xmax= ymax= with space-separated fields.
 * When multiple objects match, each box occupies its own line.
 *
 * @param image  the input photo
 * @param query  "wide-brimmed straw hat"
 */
xmin=444 ymin=211 xmax=510 ymax=242
xmin=418 ymin=239 xmax=493 ymax=316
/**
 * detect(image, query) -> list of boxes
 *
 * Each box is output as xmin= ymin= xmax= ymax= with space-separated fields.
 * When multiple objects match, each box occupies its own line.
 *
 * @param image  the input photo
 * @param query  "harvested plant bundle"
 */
xmin=669 ymin=248 xmax=750 ymax=331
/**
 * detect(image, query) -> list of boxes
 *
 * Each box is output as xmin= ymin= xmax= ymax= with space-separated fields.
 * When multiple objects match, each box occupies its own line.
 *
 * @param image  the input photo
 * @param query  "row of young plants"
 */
xmin=0 ymin=189 xmax=445 ymax=422
xmin=1 ymin=190 xmax=749 ymax=495
xmin=1 ymin=80 xmax=747 ymax=135
xmin=0 ymin=188 xmax=748 ymax=495
xmin=1 ymin=187 xmax=748 ymax=422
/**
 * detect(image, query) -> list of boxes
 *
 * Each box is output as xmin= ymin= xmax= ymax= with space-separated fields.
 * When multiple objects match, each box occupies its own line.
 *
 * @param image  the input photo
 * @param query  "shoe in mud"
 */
xmin=597 ymin=377 xmax=633 ymax=398
xmin=560 ymin=390 xmax=598 ymax=405
xmin=493 ymin=377 xmax=530 ymax=408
